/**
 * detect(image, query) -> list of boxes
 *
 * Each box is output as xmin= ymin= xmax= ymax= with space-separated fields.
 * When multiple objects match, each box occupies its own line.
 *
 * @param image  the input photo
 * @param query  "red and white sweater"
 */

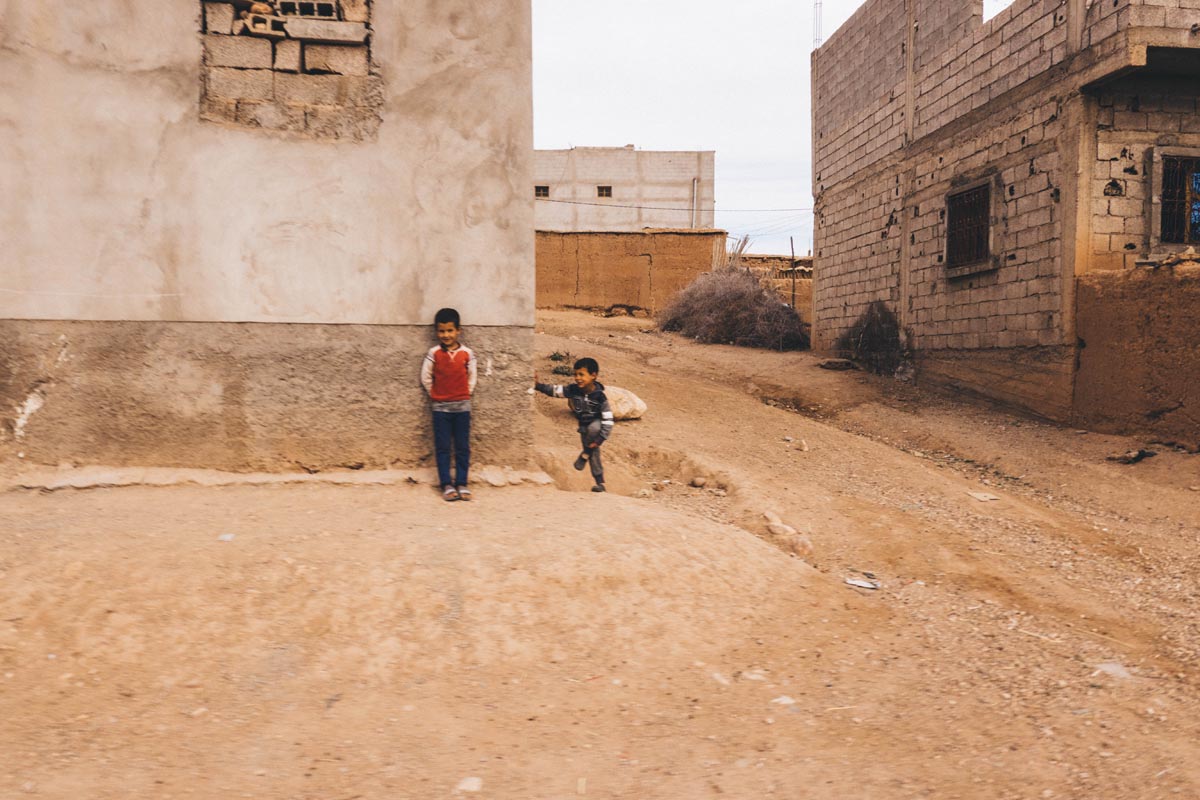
xmin=421 ymin=345 xmax=477 ymax=404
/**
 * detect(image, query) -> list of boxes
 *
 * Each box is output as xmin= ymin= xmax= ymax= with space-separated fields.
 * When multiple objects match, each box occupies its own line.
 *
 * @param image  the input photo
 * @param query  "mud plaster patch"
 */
xmin=13 ymin=392 xmax=46 ymax=440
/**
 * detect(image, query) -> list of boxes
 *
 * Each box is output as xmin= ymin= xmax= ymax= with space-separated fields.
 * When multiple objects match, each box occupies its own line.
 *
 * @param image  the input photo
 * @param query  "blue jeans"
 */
xmin=433 ymin=411 xmax=471 ymax=488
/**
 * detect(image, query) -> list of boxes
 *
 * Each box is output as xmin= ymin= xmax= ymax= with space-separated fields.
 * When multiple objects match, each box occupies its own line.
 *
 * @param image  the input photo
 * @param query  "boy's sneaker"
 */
xmin=591 ymin=484 xmax=606 ymax=493
xmin=573 ymin=453 xmax=589 ymax=471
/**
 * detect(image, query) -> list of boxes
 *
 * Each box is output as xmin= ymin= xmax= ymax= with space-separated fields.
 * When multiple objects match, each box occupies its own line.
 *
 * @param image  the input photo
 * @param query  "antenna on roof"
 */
xmin=814 ymin=0 xmax=823 ymax=47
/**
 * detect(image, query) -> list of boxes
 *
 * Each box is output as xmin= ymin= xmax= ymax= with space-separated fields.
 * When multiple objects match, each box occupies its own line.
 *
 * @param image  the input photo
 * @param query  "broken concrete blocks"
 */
xmin=198 ymin=0 xmax=379 ymax=141
xmin=278 ymin=0 xmax=339 ymax=19
xmin=245 ymin=13 xmax=289 ymax=38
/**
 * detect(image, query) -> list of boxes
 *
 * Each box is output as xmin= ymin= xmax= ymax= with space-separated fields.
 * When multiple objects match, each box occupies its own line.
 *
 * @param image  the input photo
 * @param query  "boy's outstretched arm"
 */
xmin=533 ymin=376 xmax=566 ymax=398
xmin=420 ymin=349 xmax=435 ymax=395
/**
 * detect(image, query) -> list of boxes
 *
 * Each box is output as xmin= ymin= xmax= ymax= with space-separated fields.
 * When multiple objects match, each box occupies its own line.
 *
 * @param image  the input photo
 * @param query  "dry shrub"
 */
xmin=659 ymin=268 xmax=810 ymax=351
xmin=835 ymin=300 xmax=905 ymax=375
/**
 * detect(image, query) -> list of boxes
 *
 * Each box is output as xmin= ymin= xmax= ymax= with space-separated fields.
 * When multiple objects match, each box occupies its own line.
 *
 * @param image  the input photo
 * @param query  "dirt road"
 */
xmin=1 ymin=309 xmax=1198 ymax=799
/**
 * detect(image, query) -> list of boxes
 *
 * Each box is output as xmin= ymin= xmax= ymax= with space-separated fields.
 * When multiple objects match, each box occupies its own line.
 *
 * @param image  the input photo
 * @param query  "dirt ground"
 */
xmin=2 ymin=309 xmax=1199 ymax=799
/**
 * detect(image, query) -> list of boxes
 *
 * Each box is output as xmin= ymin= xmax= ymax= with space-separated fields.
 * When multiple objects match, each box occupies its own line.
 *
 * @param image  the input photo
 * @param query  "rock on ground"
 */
xmin=604 ymin=385 xmax=647 ymax=420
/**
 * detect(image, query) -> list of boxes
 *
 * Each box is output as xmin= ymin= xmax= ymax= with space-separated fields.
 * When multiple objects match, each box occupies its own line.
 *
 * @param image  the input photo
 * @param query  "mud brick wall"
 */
xmin=1075 ymin=264 xmax=1200 ymax=447
xmin=536 ymin=231 xmax=727 ymax=314
xmin=200 ymin=0 xmax=380 ymax=140
xmin=766 ymin=278 xmax=814 ymax=322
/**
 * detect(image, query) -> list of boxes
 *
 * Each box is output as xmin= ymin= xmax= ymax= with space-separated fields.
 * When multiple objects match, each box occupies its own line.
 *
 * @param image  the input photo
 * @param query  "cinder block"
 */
xmin=284 ymin=18 xmax=368 ymax=43
xmin=204 ymin=34 xmax=273 ymax=69
xmin=204 ymin=1 xmax=235 ymax=34
xmin=304 ymin=44 xmax=369 ymax=76
xmin=275 ymin=39 xmax=302 ymax=72
xmin=206 ymin=67 xmax=274 ymax=101
xmin=341 ymin=0 xmax=370 ymax=22
xmin=1108 ymin=197 xmax=1142 ymax=217
xmin=275 ymin=73 xmax=380 ymax=106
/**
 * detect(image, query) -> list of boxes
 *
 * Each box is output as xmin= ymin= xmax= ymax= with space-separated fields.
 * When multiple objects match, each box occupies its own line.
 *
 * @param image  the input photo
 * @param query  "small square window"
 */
xmin=535 ymin=185 xmax=550 ymax=198
xmin=597 ymin=186 xmax=613 ymax=198
xmin=946 ymin=184 xmax=990 ymax=269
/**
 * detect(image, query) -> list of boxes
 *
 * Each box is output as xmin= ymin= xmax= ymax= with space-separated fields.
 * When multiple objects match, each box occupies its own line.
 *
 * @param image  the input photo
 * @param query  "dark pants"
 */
xmin=433 ymin=411 xmax=471 ymax=488
xmin=580 ymin=420 xmax=605 ymax=484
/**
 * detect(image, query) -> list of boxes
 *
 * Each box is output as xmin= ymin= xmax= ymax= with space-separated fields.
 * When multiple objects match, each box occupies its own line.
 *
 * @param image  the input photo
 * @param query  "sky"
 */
xmin=531 ymin=0 xmax=1015 ymax=254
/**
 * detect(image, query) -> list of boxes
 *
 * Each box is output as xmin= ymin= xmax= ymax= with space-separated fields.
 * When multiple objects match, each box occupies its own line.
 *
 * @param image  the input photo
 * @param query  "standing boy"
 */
xmin=421 ymin=308 xmax=477 ymax=501
xmin=534 ymin=357 xmax=614 ymax=492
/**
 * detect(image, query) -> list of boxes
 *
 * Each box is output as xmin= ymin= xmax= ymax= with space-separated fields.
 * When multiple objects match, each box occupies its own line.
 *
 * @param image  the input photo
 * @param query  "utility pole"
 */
xmin=790 ymin=236 xmax=797 ymax=309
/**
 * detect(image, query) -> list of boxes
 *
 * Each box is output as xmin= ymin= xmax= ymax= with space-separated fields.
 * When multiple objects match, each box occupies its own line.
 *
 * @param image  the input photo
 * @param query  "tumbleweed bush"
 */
xmin=659 ymin=268 xmax=810 ymax=351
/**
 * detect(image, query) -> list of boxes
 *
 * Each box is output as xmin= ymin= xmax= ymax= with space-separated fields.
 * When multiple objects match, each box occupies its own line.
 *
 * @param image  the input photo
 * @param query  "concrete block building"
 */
xmin=0 ymin=0 xmax=535 ymax=471
xmin=533 ymin=146 xmax=715 ymax=231
xmin=812 ymin=0 xmax=1200 ymax=443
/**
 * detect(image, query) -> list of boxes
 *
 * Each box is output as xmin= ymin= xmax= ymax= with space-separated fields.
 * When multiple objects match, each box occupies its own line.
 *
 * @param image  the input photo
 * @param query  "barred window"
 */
xmin=597 ymin=185 xmax=613 ymax=198
xmin=946 ymin=184 xmax=990 ymax=267
xmin=1161 ymin=156 xmax=1200 ymax=244
xmin=535 ymin=185 xmax=550 ymax=198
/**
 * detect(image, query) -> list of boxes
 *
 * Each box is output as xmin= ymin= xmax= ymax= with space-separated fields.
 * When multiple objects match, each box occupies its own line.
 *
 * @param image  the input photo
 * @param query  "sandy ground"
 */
xmin=2 ymin=309 xmax=1199 ymax=799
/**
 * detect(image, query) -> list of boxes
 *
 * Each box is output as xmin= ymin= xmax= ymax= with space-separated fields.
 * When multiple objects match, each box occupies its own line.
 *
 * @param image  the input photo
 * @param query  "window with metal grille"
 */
xmin=535 ymin=185 xmax=549 ymax=198
xmin=597 ymin=186 xmax=613 ymax=198
xmin=946 ymin=184 xmax=990 ymax=267
xmin=1161 ymin=156 xmax=1200 ymax=244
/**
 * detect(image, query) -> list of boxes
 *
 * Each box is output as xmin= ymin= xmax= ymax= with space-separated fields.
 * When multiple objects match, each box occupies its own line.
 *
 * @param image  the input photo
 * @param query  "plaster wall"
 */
xmin=0 ymin=0 xmax=534 ymax=327
xmin=535 ymin=230 xmax=726 ymax=313
xmin=533 ymin=148 xmax=715 ymax=233
xmin=0 ymin=321 xmax=534 ymax=471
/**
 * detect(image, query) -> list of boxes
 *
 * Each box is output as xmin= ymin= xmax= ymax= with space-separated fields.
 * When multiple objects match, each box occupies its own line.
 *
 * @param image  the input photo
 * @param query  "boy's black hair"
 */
xmin=434 ymin=307 xmax=461 ymax=327
xmin=574 ymin=357 xmax=600 ymax=375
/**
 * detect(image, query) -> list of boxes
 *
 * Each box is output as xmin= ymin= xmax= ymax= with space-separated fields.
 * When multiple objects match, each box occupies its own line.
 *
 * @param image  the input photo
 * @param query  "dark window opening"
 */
xmin=535 ymin=185 xmax=550 ymax=198
xmin=1161 ymin=156 xmax=1200 ymax=244
xmin=946 ymin=184 xmax=990 ymax=267
xmin=597 ymin=185 xmax=613 ymax=198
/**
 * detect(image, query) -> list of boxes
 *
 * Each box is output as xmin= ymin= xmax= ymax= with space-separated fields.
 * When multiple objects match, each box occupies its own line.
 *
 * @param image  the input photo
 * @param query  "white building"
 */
xmin=534 ymin=146 xmax=715 ymax=232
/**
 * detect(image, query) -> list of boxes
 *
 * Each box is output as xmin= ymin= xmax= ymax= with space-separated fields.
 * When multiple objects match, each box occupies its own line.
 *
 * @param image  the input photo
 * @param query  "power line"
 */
xmin=536 ymin=198 xmax=813 ymax=213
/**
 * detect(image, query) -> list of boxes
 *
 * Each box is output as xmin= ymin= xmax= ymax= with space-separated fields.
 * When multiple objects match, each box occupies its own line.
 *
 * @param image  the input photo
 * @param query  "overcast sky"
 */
xmin=531 ymin=0 xmax=1014 ymax=254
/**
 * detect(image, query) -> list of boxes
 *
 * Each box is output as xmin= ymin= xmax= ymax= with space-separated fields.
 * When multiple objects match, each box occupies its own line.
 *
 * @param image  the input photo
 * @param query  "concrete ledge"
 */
xmin=915 ymin=345 xmax=1077 ymax=421
xmin=0 ymin=320 xmax=534 ymax=472
xmin=2 ymin=466 xmax=554 ymax=493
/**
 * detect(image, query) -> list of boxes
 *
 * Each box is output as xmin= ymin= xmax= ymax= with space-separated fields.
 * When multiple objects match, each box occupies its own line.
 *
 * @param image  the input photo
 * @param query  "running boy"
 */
xmin=421 ymin=308 xmax=477 ymax=501
xmin=534 ymin=357 xmax=614 ymax=492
